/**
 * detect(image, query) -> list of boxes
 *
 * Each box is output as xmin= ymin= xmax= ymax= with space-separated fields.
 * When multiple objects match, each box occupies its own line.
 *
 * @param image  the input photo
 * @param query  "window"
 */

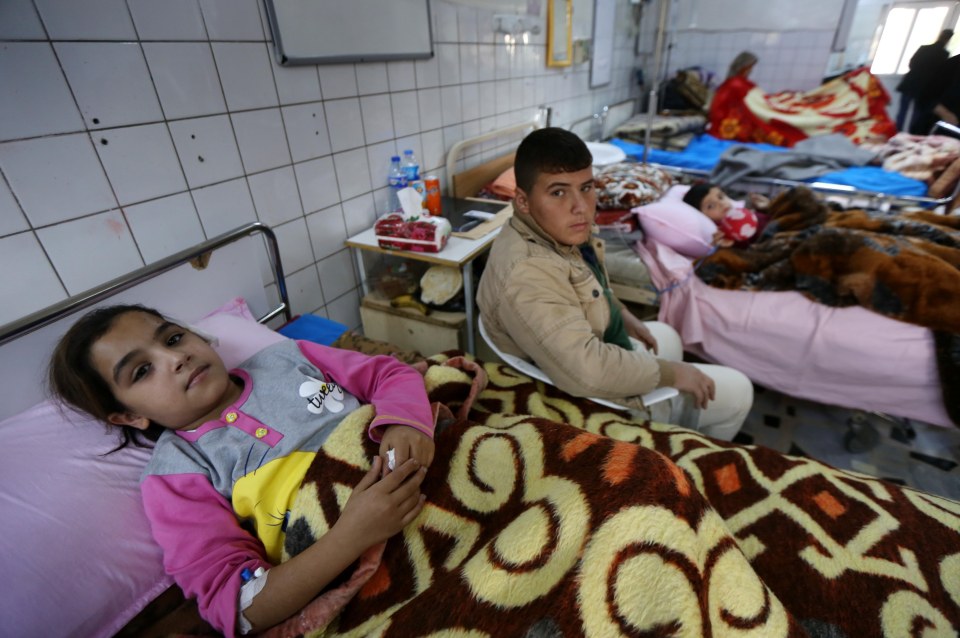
xmin=871 ymin=2 xmax=957 ymax=75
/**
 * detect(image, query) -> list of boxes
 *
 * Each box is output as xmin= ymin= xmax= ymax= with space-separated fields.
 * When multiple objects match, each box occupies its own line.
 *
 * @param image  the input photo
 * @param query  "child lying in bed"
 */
xmin=48 ymin=305 xmax=434 ymax=637
xmin=682 ymin=182 xmax=769 ymax=247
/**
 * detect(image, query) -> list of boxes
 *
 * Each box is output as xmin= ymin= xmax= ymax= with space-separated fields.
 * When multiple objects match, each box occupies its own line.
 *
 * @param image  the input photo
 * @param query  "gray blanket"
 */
xmin=710 ymin=134 xmax=878 ymax=187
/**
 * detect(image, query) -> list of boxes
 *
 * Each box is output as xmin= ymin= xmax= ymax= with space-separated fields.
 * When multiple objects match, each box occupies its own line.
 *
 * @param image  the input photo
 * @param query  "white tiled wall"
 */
xmin=667 ymin=29 xmax=835 ymax=92
xmin=0 ymin=0 xmax=643 ymax=329
xmin=636 ymin=0 xmax=836 ymax=98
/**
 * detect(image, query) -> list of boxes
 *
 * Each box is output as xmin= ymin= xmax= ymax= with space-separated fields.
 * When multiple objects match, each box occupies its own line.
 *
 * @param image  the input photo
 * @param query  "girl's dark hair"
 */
xmin=514 ymin=127 xmax=593 ymax=193
xmin=48 ymin=304 xmax=166 ymax=451
xmin=682 ymin=182 xmax=716 ymax=211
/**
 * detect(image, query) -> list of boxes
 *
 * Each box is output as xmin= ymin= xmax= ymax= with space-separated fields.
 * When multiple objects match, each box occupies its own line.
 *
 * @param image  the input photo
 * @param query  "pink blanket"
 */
xmin=635 ymin=239 xmax=952 ymax=428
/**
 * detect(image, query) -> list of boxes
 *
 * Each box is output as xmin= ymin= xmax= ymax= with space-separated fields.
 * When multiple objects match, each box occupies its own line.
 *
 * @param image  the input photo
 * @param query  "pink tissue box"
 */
xmin=374 ymin=213 xmax=451 ymax=253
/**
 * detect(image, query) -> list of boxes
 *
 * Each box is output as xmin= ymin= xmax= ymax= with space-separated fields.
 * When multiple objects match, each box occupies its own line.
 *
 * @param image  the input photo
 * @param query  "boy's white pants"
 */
xmin=639 ymin=321 xmax=754 ymax=442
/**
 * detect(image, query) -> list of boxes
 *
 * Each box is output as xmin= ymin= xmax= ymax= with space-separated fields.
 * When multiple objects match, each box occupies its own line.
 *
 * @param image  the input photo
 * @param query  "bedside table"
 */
xmin=345 ymin=200 xmax=512 ymax=355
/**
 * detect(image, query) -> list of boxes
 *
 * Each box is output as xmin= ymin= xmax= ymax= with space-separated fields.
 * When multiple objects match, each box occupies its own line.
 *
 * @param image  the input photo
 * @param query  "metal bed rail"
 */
xmin=0 ymin=222 xmax=291 ymax=347
xmin=650 ymin=162 xmax=960 ymax=212
xmin=642 ymin=119 xmax=960 ymax=212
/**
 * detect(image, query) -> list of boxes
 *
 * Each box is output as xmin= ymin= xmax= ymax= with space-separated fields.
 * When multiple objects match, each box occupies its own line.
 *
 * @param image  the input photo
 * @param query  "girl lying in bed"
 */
xmin=682 ymin=181 xmax=770 ymax=247
xmin=45 ymin=304 xmax=960 ymax=637
xmin=48 ymin=305 xmax=434 ymax=636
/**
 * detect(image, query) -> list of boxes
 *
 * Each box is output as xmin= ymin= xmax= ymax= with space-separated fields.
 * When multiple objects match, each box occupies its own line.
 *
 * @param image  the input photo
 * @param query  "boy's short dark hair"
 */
xmin=682 ymin=182 xmax=716 ymax=211
xmin=514 ymin=128 xmax=593 ymax=193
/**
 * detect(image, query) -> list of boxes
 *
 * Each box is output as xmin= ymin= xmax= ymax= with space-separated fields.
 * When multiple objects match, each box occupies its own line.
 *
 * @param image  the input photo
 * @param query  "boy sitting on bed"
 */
xmin=682 ymin=182 xmax=770 ymax=247
xmin=477 ymin=128 xmax=754 ymax=441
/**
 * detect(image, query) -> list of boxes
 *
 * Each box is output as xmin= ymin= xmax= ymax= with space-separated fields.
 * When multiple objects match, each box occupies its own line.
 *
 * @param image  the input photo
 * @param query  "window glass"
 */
xmin=872 ymin=8 xmax=915 ymax=74
xmin=897 ymin=7 xmax=950 ymax=73
xmin=871 ymin=3 xmax=954 ymax=75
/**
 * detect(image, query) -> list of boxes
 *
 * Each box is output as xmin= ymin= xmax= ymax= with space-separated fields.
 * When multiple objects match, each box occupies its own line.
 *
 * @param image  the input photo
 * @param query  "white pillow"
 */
xmin=585 ymin=141 xmax=628 ymax=166
xmin=634 ymin=195 xmax=717 ymax=258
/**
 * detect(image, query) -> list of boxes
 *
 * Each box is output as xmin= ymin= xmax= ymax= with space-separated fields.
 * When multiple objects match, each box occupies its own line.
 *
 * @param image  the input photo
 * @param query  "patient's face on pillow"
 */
xmin=700 ymin=187 xmax=733 ymax=222
xmin=516 ymin=166 xmax=597 ymax=246
xmin=90 ymin=311 xmax=237 ymax=432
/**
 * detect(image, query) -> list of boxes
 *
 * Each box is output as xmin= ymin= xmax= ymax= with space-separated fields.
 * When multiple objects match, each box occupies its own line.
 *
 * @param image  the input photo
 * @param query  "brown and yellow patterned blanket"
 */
xmin=263 ymin=353 xmax=960 ymax=638
xmin=697 ymin=187 xmax=960 ymax=426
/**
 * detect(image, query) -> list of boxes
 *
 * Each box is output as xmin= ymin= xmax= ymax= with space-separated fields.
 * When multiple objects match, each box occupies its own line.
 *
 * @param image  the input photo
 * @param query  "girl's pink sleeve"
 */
xmin=141 ymin=473 xmax=270 ymax=638
xmin=296 ymin=340 xmax=434 ymax=441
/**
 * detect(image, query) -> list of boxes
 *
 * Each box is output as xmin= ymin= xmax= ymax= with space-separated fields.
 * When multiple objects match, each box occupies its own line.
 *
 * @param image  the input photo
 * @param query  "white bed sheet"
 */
xmin=636 ymin=238 xmax=952 ymax=428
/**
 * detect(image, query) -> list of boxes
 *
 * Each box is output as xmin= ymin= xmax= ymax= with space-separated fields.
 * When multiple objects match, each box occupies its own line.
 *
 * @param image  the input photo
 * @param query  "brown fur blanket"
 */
xmin=697 ymin=187 xmax=960 ymax=425
xmin=261 ymin=353 xmax=960 ymax=638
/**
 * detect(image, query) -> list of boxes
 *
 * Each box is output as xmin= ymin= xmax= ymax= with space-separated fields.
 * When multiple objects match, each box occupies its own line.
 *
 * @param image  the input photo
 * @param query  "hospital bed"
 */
xmin=4 ymin=220 xmax=959 ymax=637
xmin=570 ymin=98 xmax=706 ymax=151
xmin=580 ymin=97 xmax=960 ymax=213
xmin=630 ymin=183 xmax=959 ymax=431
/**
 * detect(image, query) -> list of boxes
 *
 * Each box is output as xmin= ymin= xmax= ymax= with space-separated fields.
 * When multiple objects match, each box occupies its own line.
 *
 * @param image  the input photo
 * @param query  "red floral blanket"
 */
xmin=708 ymin=67 xmax=896 ymax=147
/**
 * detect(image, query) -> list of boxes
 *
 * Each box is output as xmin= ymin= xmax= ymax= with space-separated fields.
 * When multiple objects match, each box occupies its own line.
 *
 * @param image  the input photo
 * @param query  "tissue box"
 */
xmin=374 ymin=213 xmax=451 ymax=253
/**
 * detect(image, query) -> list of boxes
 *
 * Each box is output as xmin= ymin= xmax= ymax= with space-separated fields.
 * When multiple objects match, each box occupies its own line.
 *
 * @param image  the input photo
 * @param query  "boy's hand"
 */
xmin=380 ymin=425 xmax=435 ymax=473
xmin=622 ymin=308 xmax=658 ymax=354
xmin=668 ymin=361 xmax=715 ymax=409
xmin=336 ymin=457 xmax=427 ymax=548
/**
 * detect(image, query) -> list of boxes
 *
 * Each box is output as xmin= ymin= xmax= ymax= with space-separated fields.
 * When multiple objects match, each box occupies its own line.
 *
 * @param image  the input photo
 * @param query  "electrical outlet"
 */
xmin=573 ymin=39 xmax=591 ymax=65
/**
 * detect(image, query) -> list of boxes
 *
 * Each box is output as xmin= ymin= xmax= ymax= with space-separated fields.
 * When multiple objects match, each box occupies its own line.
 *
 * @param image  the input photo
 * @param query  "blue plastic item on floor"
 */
xmin=277 ymin=313 xmax=348 ymax=346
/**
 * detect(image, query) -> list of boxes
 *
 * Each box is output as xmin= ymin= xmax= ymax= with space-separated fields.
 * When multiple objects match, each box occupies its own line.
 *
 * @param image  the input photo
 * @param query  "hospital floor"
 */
xmin=734 ymin=384 xmax=960 ymax=501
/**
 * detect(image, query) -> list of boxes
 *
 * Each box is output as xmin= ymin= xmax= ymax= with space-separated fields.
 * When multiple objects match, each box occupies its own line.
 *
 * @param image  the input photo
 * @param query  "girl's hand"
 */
xmin=335 ymin=456 xmax=427 ymax=548
xmin=380 ymin=425 xmax=435 ymax=473
xmin=712 ymin=231 xmax=733 ymax=247
xmin=748 ymin=193 xmax=770 ymax=211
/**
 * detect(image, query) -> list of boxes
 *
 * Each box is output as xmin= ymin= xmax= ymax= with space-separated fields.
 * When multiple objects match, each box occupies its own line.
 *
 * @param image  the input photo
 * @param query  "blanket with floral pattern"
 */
xmin=263 ymin=352 xmax=960 ymax=638
xmin=709 ymin=67 xmax=896 ymax=147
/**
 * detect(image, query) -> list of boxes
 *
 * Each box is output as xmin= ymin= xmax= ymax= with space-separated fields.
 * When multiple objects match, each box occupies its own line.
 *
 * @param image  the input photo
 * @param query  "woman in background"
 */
xmin=708 ymin=50 xmax=896 ymax=146
xmin=708 ymin=52 xmax=764 ymax=141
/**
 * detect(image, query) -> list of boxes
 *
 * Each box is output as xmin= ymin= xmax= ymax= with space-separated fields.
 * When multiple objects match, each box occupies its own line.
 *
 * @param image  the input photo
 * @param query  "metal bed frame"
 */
xmin=577 ymin=98 xmax=960 ymax=212
xmin=0 ymin=222 xmax=291 ymax=347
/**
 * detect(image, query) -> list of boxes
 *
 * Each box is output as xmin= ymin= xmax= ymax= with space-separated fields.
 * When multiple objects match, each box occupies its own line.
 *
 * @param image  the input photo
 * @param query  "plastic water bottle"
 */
xmin=387 ymin=155 xmax=406 ymax=212
xmin=401 ymin=149 xmax=420 ymax=182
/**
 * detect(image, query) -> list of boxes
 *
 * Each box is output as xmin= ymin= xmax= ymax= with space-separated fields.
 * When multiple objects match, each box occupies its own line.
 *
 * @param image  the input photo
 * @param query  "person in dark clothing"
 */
xmin=925 ymin=54 xmax=960 ymax=131
xmin=898 ymin=29 xmax=953 ymax=133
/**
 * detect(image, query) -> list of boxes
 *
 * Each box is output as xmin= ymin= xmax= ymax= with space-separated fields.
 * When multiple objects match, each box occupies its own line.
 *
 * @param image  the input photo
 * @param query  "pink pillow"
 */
xmin=634 ymin=197 xmax=717 ymax=258
xmin=488 ymin=167 xmax=516 ymax=199
xmin=1 ymin=297 xmax=287 ymax=638
xmin=663 ymin=184 xmax=691 ymax=200
xmin=193 ymin=296 xmax=286 ymax=368
xmin=1 ymin=400 xmax=170 ymax=638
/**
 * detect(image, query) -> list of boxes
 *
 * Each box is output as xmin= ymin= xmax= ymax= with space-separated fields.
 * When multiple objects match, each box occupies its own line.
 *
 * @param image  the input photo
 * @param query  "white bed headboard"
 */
xmin=445 ymin=111 xmax=546 ymax=198
xmin=0 ymin=223 xmax=285 ymax=421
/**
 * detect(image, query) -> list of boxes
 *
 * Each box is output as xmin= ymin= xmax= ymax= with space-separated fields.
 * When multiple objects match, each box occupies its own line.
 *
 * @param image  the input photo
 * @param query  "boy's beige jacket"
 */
xmin=477 ymin=212 xmax=674 ymax=405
